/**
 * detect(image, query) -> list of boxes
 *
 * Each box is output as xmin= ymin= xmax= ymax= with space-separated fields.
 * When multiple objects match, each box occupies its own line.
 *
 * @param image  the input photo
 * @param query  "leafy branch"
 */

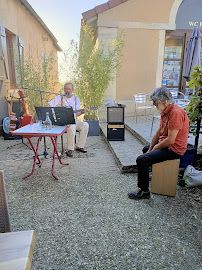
xmin=60 ymin=21 xmax=124 ymax=120
xmin=16 ymin=52 xmax=58 ymax=116
xmin=185 ymin=66 xmax=202 ymax=128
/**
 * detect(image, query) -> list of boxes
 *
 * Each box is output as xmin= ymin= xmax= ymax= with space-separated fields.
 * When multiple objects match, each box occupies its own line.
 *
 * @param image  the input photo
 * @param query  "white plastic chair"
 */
xmin=170 ymin=90 xmax=185 ymax=99
xmin=133 ymin=93 xmax=154 ymax=123
xmin=174 ymin=98 xmax=190 ymax=108
xmin=171 ymin=90 xmax=190 ymax=108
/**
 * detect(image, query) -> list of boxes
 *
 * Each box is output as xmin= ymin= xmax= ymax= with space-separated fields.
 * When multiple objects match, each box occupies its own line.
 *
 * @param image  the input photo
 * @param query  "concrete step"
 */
xmin=100 ymin=122 xmax=144 ymax=173
xmin=100 ymin=115 xmax=202 ymax=173
xmin=125 ymin=116 xmax=159 ymax=143
xmin=99 ymin=116 xmax=159 ymax=173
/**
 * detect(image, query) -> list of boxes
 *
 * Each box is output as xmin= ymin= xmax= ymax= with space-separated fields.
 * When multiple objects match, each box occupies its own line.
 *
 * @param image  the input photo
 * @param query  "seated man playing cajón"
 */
xmin=128 ymin=87 xmax=189 ymax=200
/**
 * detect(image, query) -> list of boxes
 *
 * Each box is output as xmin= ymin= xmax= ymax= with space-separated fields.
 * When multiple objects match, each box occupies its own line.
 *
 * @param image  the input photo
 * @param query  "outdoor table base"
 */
xmin=25 ymin=136 xmax=68 ymax=180
xmin=12 ymin=124 xmax=69 ymax=180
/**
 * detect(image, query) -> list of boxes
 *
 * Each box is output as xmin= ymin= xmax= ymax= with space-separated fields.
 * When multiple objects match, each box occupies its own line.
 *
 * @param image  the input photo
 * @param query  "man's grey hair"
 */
xmin=64 ymin=82 xmax=74 ymax=89
xmin=150 ymin=87 xmax=174 ymax=105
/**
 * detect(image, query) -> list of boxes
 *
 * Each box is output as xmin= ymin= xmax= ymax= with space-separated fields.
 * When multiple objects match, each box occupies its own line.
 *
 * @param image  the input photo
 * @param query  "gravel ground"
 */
xmin=0 ymin=135 xmax=202 ymax=270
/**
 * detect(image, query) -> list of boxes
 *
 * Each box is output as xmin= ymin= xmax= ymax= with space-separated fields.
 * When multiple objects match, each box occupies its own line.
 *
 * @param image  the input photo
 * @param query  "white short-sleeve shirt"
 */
xmin=48 ymin=95 xmax=80 ymax=112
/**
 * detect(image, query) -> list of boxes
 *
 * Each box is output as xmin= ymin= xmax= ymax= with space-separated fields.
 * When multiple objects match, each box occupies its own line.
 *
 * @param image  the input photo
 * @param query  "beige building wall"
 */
xmin=92 ymin=0 xmax=178 ymax=117
xmin=98 ymin=0 xmax=174 ymax=23
xmin=0 ymin=0 xmax=58 ymax=58
xmin=116 ymin=28 xmax=159 ymax=99
xmin=0 ymin=0 xmax=60 ymax=127
xmin=97 ymin=26 xmax=118 ymax=102
xmin=0 ymin=0 xmax=59 ymax=95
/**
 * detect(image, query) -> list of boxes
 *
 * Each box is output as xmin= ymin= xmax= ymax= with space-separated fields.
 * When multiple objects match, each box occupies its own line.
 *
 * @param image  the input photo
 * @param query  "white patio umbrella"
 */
xmin=183 ymin=27 xmax=201 ymax=81
xmin=182 ymin=27 xmax=202 ymax=154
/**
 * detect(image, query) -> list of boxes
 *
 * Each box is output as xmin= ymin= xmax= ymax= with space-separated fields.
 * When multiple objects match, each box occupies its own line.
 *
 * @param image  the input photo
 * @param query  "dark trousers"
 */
xmin=136 ymin=145 xmax=181 ymax=191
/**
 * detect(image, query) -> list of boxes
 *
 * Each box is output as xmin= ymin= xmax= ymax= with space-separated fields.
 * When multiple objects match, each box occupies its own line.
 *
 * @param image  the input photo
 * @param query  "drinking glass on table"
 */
xmin=36 ymin=120 xmax=42 ymax=131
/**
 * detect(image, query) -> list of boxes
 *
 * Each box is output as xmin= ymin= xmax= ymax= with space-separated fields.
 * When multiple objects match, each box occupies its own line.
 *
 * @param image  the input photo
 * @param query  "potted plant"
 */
xmin=60 ymin=21 xmax=124 ymax=135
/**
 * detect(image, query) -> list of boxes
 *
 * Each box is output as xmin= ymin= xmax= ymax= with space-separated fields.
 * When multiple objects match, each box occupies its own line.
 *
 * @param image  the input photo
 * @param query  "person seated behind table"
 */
xmin=47 ymin=82 xmax=89 ymax=157
xmin=128 ymin=86 xmax=189 ymax=200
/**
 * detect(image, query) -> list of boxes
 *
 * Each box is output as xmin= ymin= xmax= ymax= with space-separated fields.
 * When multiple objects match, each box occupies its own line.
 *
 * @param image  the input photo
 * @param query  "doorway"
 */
xmin=162 ymin=29 xmax=202 ymax=96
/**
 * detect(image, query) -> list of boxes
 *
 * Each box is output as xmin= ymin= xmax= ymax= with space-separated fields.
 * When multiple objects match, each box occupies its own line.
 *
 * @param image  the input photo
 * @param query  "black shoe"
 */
xmin=128 ymin=189 xmax=150 ymax=200
xmin=66 ymin=150 xmax=73 ymax=157
xmin=76 ymin=148 xmax=87 ymax=153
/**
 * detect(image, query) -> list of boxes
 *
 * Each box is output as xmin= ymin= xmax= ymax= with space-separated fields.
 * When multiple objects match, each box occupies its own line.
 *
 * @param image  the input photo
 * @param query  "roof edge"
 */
xmin=82 ymin=0 xmax=129 ymax=22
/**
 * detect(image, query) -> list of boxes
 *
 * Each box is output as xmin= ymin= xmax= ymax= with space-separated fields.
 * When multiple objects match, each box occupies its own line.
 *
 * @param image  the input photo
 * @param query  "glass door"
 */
xmin=162 ymin=30 xmax=202 ymax=96
xmin=162 ymin=34 xmax=183 ymax=96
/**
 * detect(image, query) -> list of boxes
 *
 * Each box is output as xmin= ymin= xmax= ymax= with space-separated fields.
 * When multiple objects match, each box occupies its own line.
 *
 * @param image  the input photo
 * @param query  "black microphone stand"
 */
xmin=17 ymin=96 xmax=31 ymax=149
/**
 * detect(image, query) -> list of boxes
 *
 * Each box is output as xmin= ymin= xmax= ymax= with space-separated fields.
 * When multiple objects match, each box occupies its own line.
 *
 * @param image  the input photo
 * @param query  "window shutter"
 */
xmin=18 ymin=36 xmax=24 ymax=62
xmin=17 ymin=36 xmax=24 ymax=86
xmin=0 ymin=25 xmax=9 ymax=79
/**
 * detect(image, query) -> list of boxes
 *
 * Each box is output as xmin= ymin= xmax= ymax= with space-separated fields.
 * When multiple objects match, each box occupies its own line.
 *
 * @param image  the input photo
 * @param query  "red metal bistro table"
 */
xmin=12 ymin=124 xmax=69 ymax=180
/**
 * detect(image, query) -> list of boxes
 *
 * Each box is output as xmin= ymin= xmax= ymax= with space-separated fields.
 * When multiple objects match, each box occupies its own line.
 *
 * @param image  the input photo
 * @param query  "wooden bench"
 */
xmin=0 ymin=170 xmax=11 ymax=233
xmin=0 ymin=170 xmax=36 ymax=269
xmin=151 ymin=159 xmax=180 ymax=196
xmin=0 ymin=230 xmax=36 ymax=270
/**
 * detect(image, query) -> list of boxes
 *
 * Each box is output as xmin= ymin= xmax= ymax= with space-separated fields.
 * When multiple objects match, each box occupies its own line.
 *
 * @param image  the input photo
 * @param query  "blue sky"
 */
xmin=27 ymin=0 xmax=105 ymax=49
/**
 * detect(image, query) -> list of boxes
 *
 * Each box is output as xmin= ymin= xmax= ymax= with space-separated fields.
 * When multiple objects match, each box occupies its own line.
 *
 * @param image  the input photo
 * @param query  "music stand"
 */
xmin=35 ymin=106 xmax=75 ymax=125
xmin=35 ymin=107 xmax=75 ymax=156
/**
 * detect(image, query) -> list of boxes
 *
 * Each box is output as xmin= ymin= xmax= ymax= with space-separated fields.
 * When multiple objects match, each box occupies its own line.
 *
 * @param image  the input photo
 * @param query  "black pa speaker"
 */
xmin=107 ymin=124 xmax=125 ymax=141
xmin=107 ymin=106 xmax=124 ymax=123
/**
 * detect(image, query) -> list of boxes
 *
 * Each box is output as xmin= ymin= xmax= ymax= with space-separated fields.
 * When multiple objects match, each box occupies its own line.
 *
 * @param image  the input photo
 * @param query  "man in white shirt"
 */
xmin=47 ymin=83 xmax=89 ymax=157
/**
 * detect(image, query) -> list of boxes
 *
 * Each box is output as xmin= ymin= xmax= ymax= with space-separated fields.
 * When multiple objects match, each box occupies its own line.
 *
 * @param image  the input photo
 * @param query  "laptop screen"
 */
xmin=35 ymin=107 xmax=75 ymax=126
